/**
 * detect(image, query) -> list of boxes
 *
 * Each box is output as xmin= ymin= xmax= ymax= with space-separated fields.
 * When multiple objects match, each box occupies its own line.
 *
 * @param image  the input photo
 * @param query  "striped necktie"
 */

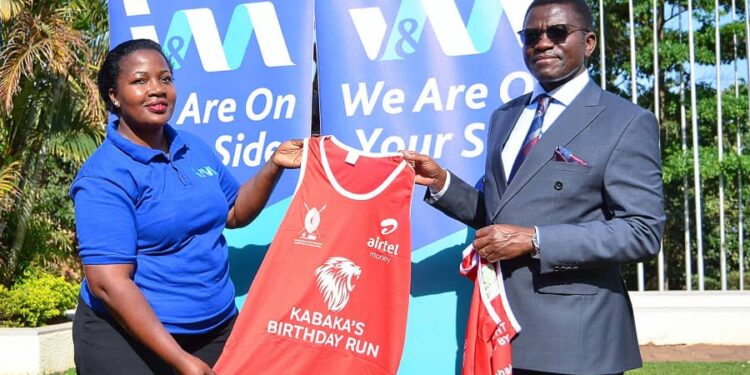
xmin=508 ymin=94 xmax=550 ymax=182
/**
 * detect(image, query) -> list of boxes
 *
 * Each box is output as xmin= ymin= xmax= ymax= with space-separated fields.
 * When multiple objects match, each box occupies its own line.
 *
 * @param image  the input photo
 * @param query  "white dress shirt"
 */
xmin=500 ymin=71 xmax=590 ymax=180
xmin=432 ymin=71 xmax=591 ymax=198
xmin=429 ymin=71 xmax=592 ymax=258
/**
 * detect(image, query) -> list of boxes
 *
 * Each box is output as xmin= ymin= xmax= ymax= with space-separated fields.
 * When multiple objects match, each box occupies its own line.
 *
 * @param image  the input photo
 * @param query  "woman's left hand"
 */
xmin=271 ymin=139 xmax=304 ymax=169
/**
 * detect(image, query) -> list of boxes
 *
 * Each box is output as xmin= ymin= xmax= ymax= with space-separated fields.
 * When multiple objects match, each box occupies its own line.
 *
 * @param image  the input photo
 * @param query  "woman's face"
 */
xmin=109 ymin=49 xmax=176 ymax=131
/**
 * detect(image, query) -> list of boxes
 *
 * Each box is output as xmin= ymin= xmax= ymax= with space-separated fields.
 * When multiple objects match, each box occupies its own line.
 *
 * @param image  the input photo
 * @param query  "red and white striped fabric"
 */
xmin=459 ymin=245 xmax=521 ymax=375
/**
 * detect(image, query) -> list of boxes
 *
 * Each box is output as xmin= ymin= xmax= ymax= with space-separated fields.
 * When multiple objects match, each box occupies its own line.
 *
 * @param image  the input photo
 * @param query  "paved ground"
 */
xmin=640 ymin=345 xmax=750 ymax=362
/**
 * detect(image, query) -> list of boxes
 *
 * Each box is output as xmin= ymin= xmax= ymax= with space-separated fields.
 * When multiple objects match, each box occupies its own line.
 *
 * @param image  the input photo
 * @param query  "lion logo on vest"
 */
xmin=314 ymin=257 xmax=362 ymax=312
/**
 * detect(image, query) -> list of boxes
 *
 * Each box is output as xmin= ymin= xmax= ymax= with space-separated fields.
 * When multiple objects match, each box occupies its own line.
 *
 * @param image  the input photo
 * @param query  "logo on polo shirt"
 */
xmin=314 ymin=256 xmax=361 ymax=312
xmin=193 ymin=166 xmax=218 ymax=178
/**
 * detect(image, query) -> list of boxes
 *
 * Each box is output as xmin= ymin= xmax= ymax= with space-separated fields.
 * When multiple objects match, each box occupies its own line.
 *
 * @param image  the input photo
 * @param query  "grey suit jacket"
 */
xmin=431 ymin=80 xmax=665 ymax=374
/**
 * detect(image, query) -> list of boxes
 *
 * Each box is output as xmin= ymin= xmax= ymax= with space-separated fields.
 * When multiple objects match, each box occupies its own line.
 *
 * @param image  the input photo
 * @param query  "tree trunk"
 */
xmin=5 ymin=147 xmax=44 ymax=284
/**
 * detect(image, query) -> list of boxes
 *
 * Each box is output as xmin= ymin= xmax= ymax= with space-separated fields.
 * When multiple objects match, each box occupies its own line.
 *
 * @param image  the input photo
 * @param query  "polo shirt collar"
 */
xmin=107 ymin=121 xmax=188 ymax=164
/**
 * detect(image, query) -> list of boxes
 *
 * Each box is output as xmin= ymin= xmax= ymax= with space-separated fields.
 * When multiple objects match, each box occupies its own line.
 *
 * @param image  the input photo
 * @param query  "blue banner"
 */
xmin=315 ymin=0 xmax=532 ymax=372
xmin=108 ymin=0 xmax=314 ymax=299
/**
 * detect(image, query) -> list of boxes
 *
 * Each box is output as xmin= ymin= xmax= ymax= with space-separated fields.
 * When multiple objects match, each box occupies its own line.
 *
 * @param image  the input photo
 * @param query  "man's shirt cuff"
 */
xmin=427 ymin=170 xmax=451 ymax=203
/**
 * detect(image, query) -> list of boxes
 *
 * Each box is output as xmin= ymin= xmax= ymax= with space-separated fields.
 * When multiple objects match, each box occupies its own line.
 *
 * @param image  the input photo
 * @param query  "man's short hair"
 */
xmin=525 ymin=0 xmax=594 ymax=30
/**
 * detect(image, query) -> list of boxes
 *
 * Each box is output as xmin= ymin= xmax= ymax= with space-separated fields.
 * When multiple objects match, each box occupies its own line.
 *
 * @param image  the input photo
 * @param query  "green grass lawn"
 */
xmin=627 ymin=362 xmax=750 ymax=374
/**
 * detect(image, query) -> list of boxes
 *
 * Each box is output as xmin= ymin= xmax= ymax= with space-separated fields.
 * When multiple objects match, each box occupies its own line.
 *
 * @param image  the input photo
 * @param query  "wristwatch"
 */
xmin=531 ymin=229 xmax=541 ymax=257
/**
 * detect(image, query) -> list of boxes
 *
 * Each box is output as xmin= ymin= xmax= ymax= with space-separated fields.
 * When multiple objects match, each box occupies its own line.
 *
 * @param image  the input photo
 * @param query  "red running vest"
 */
xmin=460 ymin=245 xmax=521 ymax=375
xmin=215 ymin=136 xmax=415 ymax=375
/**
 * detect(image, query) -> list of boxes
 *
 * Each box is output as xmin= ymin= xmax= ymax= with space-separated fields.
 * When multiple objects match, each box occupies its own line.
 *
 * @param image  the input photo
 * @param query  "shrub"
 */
xmin=0 ymin=268 xmax=78 ymax=327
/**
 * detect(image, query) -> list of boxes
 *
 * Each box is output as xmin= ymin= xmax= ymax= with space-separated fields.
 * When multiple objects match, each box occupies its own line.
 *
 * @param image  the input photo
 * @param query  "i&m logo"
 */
xmin=120 ymin=0 xmax=294 ymax=72
xmin=348 ymin=0 xmax=511 ymax=61
xmin=193 ymin=166 xmax=218 ymax=178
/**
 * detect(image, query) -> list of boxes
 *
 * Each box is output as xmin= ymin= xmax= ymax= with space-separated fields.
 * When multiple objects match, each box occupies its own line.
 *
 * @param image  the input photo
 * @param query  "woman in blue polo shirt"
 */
xmin=70 ymin=39 xmax=303 ymax=375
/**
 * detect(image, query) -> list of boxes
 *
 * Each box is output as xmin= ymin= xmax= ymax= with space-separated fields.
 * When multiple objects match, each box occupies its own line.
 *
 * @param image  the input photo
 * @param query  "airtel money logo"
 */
xmin=314 ymin=257 xmax=362 ymax=312
xmin=380 ymin=218 xmax=398 ymax=235
xmin=367 ymin=218 xmax=401 ymax=264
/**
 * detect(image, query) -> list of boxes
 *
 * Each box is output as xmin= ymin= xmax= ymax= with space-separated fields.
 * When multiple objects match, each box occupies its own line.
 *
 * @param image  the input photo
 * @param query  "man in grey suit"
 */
xmin=404 ymin=0 xmax=665 ymax=373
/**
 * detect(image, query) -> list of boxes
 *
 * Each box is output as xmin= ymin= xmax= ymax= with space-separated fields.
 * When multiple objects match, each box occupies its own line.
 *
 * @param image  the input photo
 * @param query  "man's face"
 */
xmin=521 ymin=3 xmax=596 ymax=91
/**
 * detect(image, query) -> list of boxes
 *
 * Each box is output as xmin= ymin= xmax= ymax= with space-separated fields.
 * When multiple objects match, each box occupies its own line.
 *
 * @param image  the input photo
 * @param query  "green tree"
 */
xmin=0 ymin=0 xmax=107 ymax=285
xmin=592 ymin=0 xmax=750 ymax=290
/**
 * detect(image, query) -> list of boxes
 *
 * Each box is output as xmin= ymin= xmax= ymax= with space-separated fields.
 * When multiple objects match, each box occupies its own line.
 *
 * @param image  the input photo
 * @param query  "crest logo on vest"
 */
xmin=314 ymin=257 xmax=362 ymax=313
xmin=294 ymin=202 xmax=326 ymax=248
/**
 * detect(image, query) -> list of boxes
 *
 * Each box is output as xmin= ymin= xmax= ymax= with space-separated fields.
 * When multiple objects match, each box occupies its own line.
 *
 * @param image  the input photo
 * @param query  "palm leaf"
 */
xmin=0 ymin=160 xmax=19 ymax=201
xmin=0 ymin=0 xmax=23 ymax=22
xmin=0 ymin=4 xmax=95 ymax=114
xmin=47 ymin=129 xmax=101 ymax=163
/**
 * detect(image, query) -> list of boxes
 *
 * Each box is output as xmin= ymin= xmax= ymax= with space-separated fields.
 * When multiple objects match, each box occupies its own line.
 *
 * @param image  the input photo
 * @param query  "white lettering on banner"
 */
xmin=176 ymin=92 xmax=237 ymax=125
xmin=341 ymin=79 xmax=490 ymax=117
xmin=461 ymin=122 xmax=485 ymax=158
xmin=175 ymin=89 xmax=296 ymax=125
xmin=341 ymin=81 xmax=404 ymax=116
xmin=412 ymin=77 xmax=490 ymax=112
xmin=215 ymin=131 xmax=280 ymax=167
xmin=355 ymin=128 xmax=453 ymax=158
xmin=495 ymin=366 xmax=512 ymax=375
xmin=499 ymin=70 xmax=534 ymax=103
xmin=354 ymin=122 xmax=486 ymax=160
xmin=465 ymin=83 xmax=488 ymax=110
xmin=245 ymin=88 xmax=296 ymax=121
xmin=412 ymin=77 xmax=443 ymax=112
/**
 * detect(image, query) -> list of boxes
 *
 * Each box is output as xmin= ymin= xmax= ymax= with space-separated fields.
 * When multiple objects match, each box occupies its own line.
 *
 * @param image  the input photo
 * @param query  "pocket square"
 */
xmin=553 ymin=146 xmax=588 ymax=165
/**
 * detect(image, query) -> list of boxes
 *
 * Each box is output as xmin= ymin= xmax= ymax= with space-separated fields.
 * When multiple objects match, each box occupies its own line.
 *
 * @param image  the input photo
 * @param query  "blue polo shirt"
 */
xmin=71 ymin=122 xmax=240 ymax=334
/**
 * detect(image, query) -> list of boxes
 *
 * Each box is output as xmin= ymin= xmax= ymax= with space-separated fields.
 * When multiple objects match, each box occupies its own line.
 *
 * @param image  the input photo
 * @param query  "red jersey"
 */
xmin=459 ymin=245 xmax=521 ymax=375
xmin=215 ymin=136 xmax=415 ymax=374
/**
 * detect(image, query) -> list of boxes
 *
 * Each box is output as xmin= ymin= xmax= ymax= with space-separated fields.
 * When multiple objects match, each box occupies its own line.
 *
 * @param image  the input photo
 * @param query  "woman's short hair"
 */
xmin=97 ymin=39 xmax=172 ymax=114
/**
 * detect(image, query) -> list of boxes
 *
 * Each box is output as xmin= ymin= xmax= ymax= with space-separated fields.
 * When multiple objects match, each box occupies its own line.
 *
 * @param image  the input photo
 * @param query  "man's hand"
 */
xmin=473 ymin=224 xmax=536 ymax=263
xmin=401 ymin=151 xmax=447 ymax=191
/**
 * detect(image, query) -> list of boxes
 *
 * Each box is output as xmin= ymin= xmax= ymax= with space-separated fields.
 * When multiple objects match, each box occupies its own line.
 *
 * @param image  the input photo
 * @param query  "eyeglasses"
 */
xmin=517 ymin=24 xmax=590 ymax=47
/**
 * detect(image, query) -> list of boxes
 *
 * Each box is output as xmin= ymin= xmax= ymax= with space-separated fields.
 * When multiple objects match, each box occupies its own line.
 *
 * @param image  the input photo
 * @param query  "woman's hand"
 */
xmin=175 ymin=353 xmax=216 ymax=375
xmin=227 ymin=138 xmax=303 ymax=228
xmin=271 ymin=139 xmax=304 ymax=169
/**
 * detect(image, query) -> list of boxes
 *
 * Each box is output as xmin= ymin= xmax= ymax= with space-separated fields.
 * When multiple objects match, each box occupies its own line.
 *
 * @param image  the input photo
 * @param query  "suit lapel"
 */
xmin=487 ymin=95 xmax=529 ymax=214
xmin=491 ymin=82 xmax=605 ymax=220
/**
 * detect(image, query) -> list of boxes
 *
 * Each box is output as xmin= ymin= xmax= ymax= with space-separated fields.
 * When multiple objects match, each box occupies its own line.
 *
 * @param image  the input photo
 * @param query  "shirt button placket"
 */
xmin=170 ymin=159 xmax=190 ymax=186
